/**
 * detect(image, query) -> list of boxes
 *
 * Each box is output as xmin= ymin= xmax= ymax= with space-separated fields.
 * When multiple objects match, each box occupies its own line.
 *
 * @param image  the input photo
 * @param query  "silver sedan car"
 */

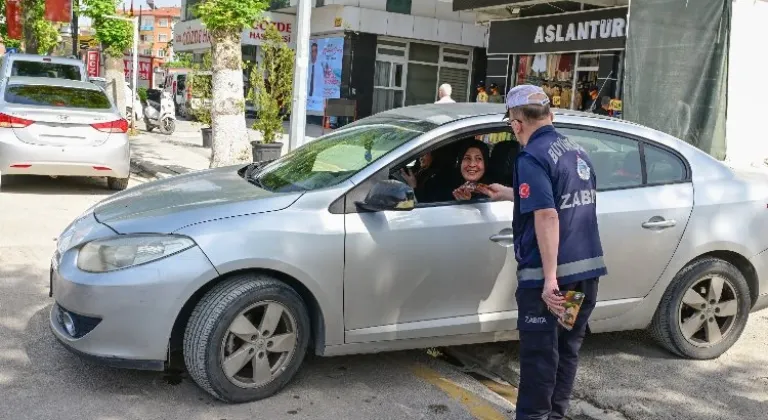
xmin=50 ymin=104 xmax=768 ymax=403
xmin=0 ymin=77 xmax=130 ymax=190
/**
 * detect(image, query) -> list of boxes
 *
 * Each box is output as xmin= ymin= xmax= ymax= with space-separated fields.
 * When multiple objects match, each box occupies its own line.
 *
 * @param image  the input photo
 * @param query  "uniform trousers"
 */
xmin=515 ymin=278 xmax=599 ymax=420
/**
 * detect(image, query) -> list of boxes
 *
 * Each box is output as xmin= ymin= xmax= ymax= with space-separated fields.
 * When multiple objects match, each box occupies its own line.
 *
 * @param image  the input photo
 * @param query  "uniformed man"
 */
xmin=485 ymin=84 xmax=607 ymax=420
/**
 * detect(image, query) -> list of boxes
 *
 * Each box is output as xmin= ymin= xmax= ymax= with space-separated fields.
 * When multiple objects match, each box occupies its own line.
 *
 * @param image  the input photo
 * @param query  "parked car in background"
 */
xmin=0 ymin=77 xmax=130 ymax=190
xmin=88 ymin=77 xmax=143 ymax=123
xmin=0 ymin=53 xmax=86 ymax=81
xmin=49 ymin=104 xmax=768 ymax=404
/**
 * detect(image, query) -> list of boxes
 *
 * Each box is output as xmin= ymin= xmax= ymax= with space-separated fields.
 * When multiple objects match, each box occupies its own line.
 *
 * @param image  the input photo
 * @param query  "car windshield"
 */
xmin=11 ymin=61 xmax=82 ymax=80
xmin=5 ymin=85 xmax=112 ymax=109
xmin=250 ymin=116 xmax=437 ymax=192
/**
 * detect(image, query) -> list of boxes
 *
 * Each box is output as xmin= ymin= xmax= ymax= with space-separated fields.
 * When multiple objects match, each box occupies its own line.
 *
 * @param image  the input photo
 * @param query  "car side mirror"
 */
xmin=356 ymin=180 xmax=416 ymax=212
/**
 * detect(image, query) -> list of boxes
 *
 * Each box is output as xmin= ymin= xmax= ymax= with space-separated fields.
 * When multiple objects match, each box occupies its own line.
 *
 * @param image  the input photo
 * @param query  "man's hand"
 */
xmin=542 ymin=278 xmax=566 ymax=314
xmin=400 ymin=168 xmax=417 ymax=189
xmin=484 ymin=183 xmax=515 ymax=201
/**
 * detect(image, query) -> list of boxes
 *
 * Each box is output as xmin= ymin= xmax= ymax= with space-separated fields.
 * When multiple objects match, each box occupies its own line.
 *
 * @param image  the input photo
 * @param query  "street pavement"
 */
xmin=0 ymin=174 xmax=517 ymax=420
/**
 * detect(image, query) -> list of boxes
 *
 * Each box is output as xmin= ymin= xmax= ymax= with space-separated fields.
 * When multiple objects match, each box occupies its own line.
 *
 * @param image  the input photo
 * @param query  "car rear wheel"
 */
xmin=107 ymin=176 xmax=129 ymax=191
xmin=650 ymin=258 xmax=751 ymax=359
xmin=183 ymin=275 xmax=310 ymax=403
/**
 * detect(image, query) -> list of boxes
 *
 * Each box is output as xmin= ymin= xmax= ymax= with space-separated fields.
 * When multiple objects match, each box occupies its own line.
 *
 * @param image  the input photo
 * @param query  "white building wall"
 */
xmin=726 ymin=0 xmax=768 ymax=169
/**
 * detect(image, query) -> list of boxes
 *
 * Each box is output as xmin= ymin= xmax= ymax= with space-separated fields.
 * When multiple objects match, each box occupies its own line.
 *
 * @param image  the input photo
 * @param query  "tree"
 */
xmin=82 ymin=0 xmax=133 ymax=118
xmin=195 ymin=0 xmax=269 ymax=167
xmin=21 ymin=0 xmax=59 ymax=54
xmin=248 ymin=22 xmax=293 ymax=144
xmin=190 ymin=51 xmax=213 ymax=128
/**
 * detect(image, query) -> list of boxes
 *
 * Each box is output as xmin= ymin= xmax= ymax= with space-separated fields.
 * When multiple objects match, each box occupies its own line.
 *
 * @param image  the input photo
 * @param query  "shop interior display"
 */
xmin=515 ymin=53 xmax=604 ymax=112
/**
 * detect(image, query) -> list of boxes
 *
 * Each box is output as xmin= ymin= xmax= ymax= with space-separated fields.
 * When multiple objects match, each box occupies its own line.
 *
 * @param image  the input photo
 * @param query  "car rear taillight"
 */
xmin=0 ymin=112 xmax=34 ymax=128
xmin=91 ymin=119 xmax=128 ymax=133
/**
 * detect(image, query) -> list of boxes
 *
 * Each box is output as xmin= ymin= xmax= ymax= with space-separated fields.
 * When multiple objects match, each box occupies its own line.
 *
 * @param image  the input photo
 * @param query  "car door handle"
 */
xmin=642 ymin=218 xmax=677 ymax=229
xmin=490 ymin=228 xmax=514 ymax=247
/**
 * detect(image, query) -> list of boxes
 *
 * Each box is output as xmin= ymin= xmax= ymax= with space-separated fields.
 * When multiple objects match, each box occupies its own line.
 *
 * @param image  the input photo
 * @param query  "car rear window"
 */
xmin=11 ymin=61 xmax=83 ymax=80
xmin=4 ymin=85 xmax=112 ymax=109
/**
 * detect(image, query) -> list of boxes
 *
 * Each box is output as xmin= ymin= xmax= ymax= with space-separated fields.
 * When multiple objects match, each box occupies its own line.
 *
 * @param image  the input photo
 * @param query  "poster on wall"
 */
xmin=307 ymin=37 xmax=344 ymax=114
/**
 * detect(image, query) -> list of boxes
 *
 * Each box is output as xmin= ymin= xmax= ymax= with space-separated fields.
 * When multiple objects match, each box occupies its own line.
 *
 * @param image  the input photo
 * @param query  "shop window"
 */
xmin=386 ymin=0 xmax=412 ymax=15
xmin=516 ymin=53 xmax=576 ymax=109
xmin=405 ymin=63 xmax=438 ymax=106
xmin=373 ymin=60 xmax=405 ymax=114
xmin=409 ymin=43 xmax=439 ymax=63
xmin=559 ymin=128 xmax=642 ymax=190
xmin=644 ymin=143 xmax=686 ymax=185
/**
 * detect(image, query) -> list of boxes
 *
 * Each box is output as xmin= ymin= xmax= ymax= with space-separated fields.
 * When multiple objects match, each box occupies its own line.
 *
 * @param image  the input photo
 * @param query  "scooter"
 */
xmin=143 ymin=89 xmax=176 ymax=135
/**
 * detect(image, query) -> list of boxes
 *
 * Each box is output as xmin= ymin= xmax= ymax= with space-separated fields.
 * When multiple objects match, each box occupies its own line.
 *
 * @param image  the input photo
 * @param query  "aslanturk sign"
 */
xmin=488 ymin=7 xmax=628 ymax=54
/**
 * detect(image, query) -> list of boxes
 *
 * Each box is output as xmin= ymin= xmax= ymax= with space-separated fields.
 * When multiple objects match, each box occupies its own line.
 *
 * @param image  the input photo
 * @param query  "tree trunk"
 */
xmin=104 ymin=55 xmax=128 ymax=119
xmin=209 ymin=31 xmax=251 ymax=168
xmin=21 ymin=0 xmax=39 ymax=54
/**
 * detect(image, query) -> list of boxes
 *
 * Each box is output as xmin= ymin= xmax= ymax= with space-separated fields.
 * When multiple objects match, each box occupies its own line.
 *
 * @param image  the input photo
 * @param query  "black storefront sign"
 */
xmin=488 ymin=7 xmax=628 ymax=55
xmin=453 ymin=0 xmax=529 ymax=11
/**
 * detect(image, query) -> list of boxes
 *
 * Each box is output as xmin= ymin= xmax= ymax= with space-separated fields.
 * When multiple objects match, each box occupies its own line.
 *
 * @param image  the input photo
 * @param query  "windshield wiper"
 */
xmin=243 ymin=161 xmax=266 ymax=179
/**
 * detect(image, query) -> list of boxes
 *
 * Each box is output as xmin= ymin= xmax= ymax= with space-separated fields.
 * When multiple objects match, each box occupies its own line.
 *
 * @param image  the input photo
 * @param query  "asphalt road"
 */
xmin=0 ymin=174 xmax=515 ymax=420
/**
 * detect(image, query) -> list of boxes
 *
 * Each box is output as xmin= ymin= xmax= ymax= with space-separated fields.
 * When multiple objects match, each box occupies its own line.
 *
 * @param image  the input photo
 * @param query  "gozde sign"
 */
xmin=489 ymin=7 xmax=628 ymax=55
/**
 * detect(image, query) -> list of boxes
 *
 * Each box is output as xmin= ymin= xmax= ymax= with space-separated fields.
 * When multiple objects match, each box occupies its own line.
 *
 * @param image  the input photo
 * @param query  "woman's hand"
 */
xmin=453 ymin=187 xmax=472 ymax=201
xmin=400 ymin=168 xmax=418 ymax=189
xmin=484 ymin=183 xmax=515 ymax=201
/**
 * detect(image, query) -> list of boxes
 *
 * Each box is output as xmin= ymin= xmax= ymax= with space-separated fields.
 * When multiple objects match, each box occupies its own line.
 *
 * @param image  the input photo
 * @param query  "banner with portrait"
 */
xmin=307 ymin=37 xmax=344 ymax=115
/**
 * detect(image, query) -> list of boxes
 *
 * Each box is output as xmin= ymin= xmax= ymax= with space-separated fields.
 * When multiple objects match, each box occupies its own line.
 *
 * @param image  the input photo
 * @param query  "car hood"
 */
xmin=93 ymin=166 xmax=303 ymax=234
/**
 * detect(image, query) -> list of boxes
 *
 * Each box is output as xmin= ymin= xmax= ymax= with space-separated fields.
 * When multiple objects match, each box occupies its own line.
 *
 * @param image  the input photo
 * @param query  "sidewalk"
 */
xmin=130 ymin=118 xmax=327 ymax=179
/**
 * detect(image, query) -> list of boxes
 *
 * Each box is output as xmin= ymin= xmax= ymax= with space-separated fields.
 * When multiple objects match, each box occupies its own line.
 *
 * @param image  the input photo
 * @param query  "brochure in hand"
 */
xmin=549 ymin=291 xmax=585 ymax=331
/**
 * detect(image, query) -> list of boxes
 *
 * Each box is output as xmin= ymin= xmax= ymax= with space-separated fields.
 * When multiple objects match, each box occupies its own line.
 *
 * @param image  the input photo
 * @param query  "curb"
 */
xmin=129 ymin=157 xmax=187 ymax=181
xmin=443 ymin=345 xmax=630 ymax=420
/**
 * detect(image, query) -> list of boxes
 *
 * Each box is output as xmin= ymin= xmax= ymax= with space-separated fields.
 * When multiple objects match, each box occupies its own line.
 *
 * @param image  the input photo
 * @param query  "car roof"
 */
xmin=6 ymin=76 xmax=102 ymax=90
xmin=3 ymin=53 xmax=84 ymax=66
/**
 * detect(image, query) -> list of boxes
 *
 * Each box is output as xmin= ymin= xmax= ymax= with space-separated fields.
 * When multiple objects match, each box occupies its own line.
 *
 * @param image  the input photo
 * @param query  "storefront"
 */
xmin=484 ymin=7 xmax=628 ymax=115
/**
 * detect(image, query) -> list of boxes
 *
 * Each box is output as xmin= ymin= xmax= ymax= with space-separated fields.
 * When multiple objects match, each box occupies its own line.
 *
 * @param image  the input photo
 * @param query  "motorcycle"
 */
xmin=143 ymin=89 xmax=176 ymax=135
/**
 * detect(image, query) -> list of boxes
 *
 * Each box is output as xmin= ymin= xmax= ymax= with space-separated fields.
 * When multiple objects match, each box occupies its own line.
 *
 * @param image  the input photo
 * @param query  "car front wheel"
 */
xmin=650 ymin=258 xmax=751 ymax=359
xmin=183 ymin=274 xmax=310 ymax=403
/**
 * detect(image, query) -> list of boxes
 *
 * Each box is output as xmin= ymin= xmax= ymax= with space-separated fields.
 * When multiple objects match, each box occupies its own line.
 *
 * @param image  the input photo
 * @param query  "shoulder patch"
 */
xmin=519 ymin=183 xmax=530 ymax=199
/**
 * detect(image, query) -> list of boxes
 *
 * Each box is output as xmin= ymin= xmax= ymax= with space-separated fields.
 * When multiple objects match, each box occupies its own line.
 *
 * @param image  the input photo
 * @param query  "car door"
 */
xmin=559 ymin=126 xmax=694 ymax=314
xmin=343 ymin=133 xmax=519 ymax=344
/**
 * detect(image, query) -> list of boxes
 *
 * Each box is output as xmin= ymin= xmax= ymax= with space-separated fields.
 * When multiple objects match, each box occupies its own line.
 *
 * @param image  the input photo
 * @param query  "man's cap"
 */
xmin=503 ymin=84 xmax=550 ymax=120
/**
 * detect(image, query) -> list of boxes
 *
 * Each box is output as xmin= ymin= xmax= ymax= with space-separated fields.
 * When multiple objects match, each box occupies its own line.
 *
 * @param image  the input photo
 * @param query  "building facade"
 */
xmin=176 ymin=0 xmax=489 ymax=118
xmin=134 ymin=7 xmax=182 ymax=62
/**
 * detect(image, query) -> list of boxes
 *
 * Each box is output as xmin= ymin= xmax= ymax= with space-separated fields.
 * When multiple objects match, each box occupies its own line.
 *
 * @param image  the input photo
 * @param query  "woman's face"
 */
xmin=461 ymin=147 xmax=485 ymax=182
xmin=419 ymin=152 xmax=432 ymax=169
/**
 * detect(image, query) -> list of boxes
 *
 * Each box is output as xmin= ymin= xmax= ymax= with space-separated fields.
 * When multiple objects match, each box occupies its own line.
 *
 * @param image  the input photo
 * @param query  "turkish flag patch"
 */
xmin=519 ymin=183 xmax=530 ymax=199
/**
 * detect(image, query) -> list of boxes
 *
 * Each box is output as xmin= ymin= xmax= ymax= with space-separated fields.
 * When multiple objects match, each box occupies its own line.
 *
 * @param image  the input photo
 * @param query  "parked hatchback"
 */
xmin=0 ymin=77 xmax=130 ymax=189
xmin=0 ymin=53 xmax=86 ymax=81
xmin=50 ymin=104 xmax=768 ymax=403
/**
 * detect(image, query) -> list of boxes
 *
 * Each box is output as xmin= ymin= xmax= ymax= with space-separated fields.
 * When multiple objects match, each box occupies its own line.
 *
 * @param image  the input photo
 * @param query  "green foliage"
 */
xmin=190 ymin=51 xmax=213 ymax=127
xmin=165 ymin=52 xmax=193 ymax=69
xmin=196 ymin=0 xmax=269 ymax=35
xmin=82 ymin=0 xmax=133 ymax=57
xmin=248 ymin=23 xmax=293 ymax=144
xmin=137 ymin=86 xmax=148 ymax=103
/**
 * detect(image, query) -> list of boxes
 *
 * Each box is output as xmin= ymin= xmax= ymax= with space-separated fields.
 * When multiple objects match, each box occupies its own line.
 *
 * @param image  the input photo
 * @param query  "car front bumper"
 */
xmin=0 ymin=134 xmax=130 ymax=178
xmin=49 ymin=245 xmax=219 ymax=370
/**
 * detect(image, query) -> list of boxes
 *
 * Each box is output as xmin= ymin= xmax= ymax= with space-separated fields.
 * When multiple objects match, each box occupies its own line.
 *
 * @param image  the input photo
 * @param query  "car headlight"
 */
xmin=77 ymin=234 xmax=195 ymax=273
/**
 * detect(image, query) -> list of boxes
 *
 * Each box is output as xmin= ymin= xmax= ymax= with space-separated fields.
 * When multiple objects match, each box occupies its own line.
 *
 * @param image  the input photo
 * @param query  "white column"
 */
xmin=132 ymin=16 xmax=139 ymax=130
xmin=288 ymin=0 xmax=312 ymax=152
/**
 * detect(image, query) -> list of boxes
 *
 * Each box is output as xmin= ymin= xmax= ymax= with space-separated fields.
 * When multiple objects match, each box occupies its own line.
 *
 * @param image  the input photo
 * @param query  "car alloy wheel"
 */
xmin=220 ymin=301 xmax=298 ymax=388
xmin=649 ymin=257 xmax=750 ymax=360
xmin=183 ymin=275 xmax=310 ymax=403
xmin=677 ymin=275 xmax=738 ymax=347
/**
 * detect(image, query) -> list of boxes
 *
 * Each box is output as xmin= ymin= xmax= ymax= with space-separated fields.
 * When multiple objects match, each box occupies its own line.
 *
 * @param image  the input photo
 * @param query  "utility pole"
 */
xmin=288 ymin=0 xmax=311 ymax=152
xmin=71 ymin=0 xmax=79 ymax=57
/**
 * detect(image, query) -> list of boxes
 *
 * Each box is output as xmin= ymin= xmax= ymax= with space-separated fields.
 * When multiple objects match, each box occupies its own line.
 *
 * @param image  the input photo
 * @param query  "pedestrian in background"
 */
xmin=593 ymin=96 xmax=612 ymax=116
xmin=435 ymin=84 xmax=456 ymax=103
xmin=485 ymin=84 xmax=607 ymax=420
xmin=488 ymin=83 xmax=504 ymax=103
xmin=476 ymin=82 xmax=489 ymax=103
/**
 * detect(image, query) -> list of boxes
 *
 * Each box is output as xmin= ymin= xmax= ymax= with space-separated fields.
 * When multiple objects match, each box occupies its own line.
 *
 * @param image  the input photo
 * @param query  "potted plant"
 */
xmin=248 ymin=21 xmax=294 ymax=162
xmin=190 ymin=52 xmax=213 ymax=148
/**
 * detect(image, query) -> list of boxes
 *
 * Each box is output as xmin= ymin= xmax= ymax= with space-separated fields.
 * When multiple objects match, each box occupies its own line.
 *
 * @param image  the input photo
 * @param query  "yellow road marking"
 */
xmin=478 ymin=379 xmax=518 ymax=405
xmin=412 ymin=364 xmax=509 ymax=420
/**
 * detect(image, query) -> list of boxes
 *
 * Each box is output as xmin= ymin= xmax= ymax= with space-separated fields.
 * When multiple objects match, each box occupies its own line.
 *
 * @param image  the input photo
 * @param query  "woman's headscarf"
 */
xmin=455 ymin=139 xmax=491 ymax=185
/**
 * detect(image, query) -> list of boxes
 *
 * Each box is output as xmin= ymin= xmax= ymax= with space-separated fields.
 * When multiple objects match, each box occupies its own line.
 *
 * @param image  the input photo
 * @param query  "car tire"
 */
xmin=107 ymin=176 xmax=129 ymax=191
xmin=183 ymin=275 xmax=311 ymax=403
xmin=650 ymin=257 xmax=751 ymax=359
